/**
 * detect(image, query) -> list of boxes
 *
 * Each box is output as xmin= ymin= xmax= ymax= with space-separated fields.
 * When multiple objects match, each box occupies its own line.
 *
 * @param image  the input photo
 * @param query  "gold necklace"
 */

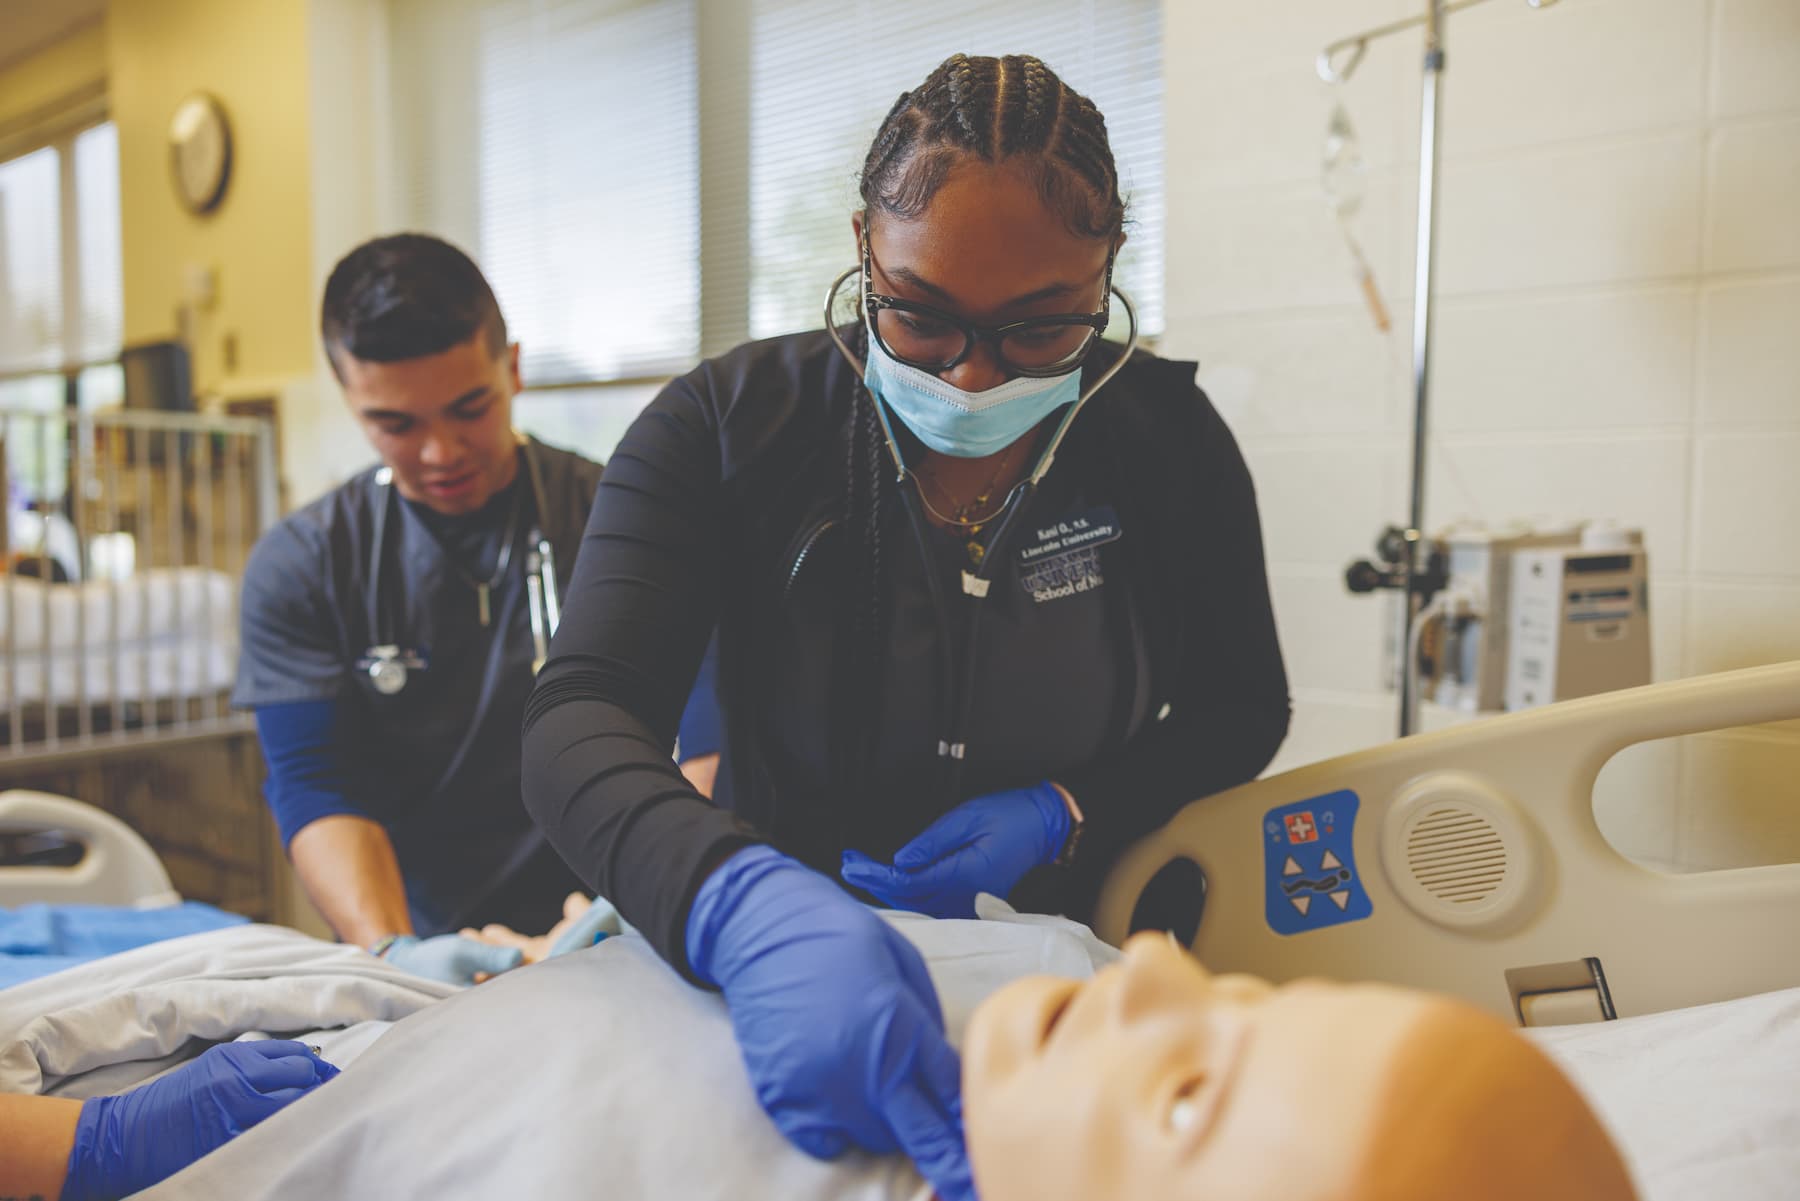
xmin=913 ymin=440 xmax=1026 ymax=531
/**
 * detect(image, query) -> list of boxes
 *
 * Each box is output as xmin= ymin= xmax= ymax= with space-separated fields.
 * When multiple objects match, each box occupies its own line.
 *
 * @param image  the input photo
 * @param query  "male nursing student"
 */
xmin=234 ymin=234 xmax=717 ymax=986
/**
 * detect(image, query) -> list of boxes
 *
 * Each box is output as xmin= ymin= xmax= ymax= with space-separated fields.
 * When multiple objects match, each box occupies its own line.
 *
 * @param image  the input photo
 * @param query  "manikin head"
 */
xmin=964 ymin=932 xmax=1637 ymax=1201
xmin=321 ymin=233 xmax=522 ymax=515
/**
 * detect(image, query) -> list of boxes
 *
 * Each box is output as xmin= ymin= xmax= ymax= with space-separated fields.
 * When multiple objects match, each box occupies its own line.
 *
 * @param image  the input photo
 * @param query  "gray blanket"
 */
xmin=138 ymin=907 xmax=1116 ymax=1200
xmin=0 ymin=923 xmax=454 ymax=1098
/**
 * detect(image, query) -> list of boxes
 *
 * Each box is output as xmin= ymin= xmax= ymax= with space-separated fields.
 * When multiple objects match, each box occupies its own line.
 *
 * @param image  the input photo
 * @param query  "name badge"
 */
xmin=1017 ymin=505 xmax=1123 ymax=566
xmin=1018 ymin=506 xmax=1122 ymax=604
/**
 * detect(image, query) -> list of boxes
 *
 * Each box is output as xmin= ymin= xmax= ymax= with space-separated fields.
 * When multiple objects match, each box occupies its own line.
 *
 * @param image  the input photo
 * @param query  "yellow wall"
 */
xmin=0 ymin=19 xmax=107 ymax=131
xmin=107 ymin=0 xmax=315 ymax=395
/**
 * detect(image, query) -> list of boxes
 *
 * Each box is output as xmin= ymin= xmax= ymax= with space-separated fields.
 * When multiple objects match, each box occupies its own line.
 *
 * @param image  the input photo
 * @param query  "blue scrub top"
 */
xmin=234 ymin=437 xmax=605 ymax=935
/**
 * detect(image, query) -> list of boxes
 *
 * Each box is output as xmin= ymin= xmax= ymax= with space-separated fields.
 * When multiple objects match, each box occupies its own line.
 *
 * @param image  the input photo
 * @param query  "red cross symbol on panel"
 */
xmin=1284 ymin=812 xmax=1318 ymax=844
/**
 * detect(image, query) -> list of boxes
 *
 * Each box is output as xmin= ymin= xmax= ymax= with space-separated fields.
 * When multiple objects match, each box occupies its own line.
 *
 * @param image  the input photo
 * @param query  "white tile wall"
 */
xmin=1170 ymin=0 xmax=1412 ymax=76
xmin=1426 ymin=434 xmax=1692 ymax=570
xmin=1698 ymin=275 xmax=1800 ymax=424
xmin=1706 ymin=118 xmax=1800 ymax=273
xmin=1184 ymin=308 xmax=1394 ymax=439
xmin=1245 ymin=443 xmax=1402 ymax=567
xmin=1169 ymin=171 xmax=1412 ymax=319
xmin=1437 ymin=0 xmax=1709 ymax=160
xmin=1434 ymin=132 xmax=1706 ymax=297
xmin=1592 ymin=735 xmax=1684 ymax=870
xmin=1692 ymin=432 xmax=1800 ymax=577
xmin=1269 ymin=571 xmax=1389 ymax=694
xmin=1432 ymin=287 xmax=1696 ymax=433
xmin=1678 ymin=728 xmax=1800 ymax=869
xmin=1686 ymin=582 xmax=1800 ymax=673
xmin=1168 ymin=0 xmax=1800 ymax=871
xmin=1712 ymin=0 xmax=1800 ymax=119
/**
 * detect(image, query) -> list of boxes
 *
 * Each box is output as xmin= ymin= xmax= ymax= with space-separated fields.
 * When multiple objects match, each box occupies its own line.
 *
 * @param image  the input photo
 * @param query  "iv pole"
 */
xmin=1323 ymin=0 xmax=1560 ymax=737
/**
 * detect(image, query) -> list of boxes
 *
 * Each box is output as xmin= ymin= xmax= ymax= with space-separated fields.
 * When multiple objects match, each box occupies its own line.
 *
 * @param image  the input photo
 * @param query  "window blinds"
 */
xmin=393 ymin=0 xmax=700 ymax=384
xmin=390 ymin=0 xmax=1162 ymax=386
xmin=745 ymin=0 xmax=1164 ymax=341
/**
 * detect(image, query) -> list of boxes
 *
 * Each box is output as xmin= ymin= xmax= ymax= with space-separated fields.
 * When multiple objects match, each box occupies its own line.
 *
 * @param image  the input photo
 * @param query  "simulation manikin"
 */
xmin=964 ymin=932 xmax=1637 ymax=1201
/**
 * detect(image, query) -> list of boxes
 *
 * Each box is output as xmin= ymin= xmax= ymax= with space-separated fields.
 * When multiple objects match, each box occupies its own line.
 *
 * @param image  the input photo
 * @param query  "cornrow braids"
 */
xmin=828 ymin=362 xmax=890 ymax=807
xmin=858 ymin=53 xmax=1125 ymax=241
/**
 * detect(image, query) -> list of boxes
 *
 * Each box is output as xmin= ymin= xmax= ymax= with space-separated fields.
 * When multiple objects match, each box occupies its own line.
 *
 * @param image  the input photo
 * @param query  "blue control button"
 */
xmin=1264 ymin=790 xmax=1373 ymax=936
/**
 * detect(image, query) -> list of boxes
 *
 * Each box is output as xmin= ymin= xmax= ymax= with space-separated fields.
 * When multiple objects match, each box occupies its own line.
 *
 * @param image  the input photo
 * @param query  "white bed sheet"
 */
xmin=1529 ymin=986 xmax=1800 ymax=1201
xmin=0 ymin=568 xmax=237 ymax=705
xmin=0 ymin=569 xmax=234 ymax=648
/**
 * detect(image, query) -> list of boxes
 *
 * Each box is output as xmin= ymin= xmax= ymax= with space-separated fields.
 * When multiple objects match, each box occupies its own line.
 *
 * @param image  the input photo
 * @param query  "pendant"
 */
xmin=966 ymin=540 xmax=986 ymax=566
xmin=477 ymin=583 xmax=491 ymax=628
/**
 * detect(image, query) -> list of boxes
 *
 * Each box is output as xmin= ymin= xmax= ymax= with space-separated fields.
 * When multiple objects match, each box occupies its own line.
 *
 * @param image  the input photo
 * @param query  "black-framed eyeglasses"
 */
xmin=861 ymin=227 xmax=1115 ymax=378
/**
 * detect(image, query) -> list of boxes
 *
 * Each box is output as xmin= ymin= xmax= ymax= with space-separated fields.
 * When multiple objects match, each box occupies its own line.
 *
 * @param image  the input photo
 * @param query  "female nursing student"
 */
xmin=522 ymin=53 xmax=1289 ymax=1201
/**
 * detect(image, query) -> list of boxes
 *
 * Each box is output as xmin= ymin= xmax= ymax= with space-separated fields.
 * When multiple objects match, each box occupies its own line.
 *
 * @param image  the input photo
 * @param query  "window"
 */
xmin=0 ymin=146 xmax=64 ymax=376
xmin=746 ymin=0 xmax=1164 ymax=343
xmin=389 ymin=0 xmax=1164 ymax=454
xmin=391 ymin=0 xmax=701 ymax=387
xmin=0 ymin=120 xmax=124 ymax=499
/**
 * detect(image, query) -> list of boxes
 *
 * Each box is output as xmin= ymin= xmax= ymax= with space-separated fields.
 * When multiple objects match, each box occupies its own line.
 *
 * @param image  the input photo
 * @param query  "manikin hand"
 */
xmin=461 ymin=891 xmax=630 ymax=963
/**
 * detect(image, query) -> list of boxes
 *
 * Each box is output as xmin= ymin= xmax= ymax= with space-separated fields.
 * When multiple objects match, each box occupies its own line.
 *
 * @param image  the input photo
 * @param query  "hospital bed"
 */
xmin=2 ymin=670 xmax=1797 ymax=1199
xmin=0 ymin=406 xmax=289 ymax=920
xmin=0 ymin=405 xmax=276 ymax=760
xmin=1096 ymin=658 xmax=1800 ymax=1024
xmin=0 ymin=789 xmax=182 ymax=909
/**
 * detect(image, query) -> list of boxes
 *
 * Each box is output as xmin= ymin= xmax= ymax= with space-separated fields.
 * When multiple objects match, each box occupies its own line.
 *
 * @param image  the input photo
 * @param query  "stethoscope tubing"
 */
xmin=821 ymin=270 xmax=1140 ymax=804
xmin=363 ymin=437 xmax=562 ymax=691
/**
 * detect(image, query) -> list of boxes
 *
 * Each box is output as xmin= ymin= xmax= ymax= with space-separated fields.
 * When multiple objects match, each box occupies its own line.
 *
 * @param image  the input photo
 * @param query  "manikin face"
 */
xmin=335 ymin=335 xmax=523 ymax=516
xmin=852 ymin=161 xmax=1116 ymax=396
xmin=964 ymin=933 xmax=1636 ymax=1201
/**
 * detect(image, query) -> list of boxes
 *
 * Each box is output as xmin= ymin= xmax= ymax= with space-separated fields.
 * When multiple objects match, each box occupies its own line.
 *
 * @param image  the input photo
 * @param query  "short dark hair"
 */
xmin=320 ymin=233 xmax=507 ymax=377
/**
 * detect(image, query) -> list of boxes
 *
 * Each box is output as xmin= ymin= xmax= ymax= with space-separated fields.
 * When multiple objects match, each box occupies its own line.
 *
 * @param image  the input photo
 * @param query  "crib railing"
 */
xmin=0 ymin=406 xmax=278 ymax=761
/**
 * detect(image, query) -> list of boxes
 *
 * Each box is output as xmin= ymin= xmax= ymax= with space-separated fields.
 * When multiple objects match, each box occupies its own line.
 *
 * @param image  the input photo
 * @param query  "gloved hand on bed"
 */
xmin=375 ymin=932 xmax=524 ymax=985
xmin=687 ymin=845 xmax=975 ymax=1201
xmin=840 ymin=782 xmax=1073 ymax=919
xmin=60 ymin=1040 xmax=338 ymax=1201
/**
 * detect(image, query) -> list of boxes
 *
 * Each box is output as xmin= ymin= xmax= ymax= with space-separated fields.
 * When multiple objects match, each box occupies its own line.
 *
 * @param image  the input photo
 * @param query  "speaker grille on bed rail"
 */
xmin=1406 ymin=806 xmax=1509 ymax=904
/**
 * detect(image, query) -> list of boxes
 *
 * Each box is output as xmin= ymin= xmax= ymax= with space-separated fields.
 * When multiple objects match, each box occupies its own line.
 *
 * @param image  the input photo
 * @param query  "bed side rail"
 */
xmin=0 ymin=789 xmax=179 ymax=908
xmin=1095 ymin=661 xmax=1800 ymax=1023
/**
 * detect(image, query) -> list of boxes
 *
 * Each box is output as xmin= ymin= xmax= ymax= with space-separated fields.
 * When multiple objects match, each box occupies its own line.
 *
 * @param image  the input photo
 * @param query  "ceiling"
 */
xmin=0 ymin=0 xmax=106 ymax=75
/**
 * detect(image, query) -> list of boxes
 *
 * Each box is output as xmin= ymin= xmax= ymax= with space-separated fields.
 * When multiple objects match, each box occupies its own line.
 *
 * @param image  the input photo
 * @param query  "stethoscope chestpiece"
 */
xmin=358 ymin=644 xmax=425 ymax=696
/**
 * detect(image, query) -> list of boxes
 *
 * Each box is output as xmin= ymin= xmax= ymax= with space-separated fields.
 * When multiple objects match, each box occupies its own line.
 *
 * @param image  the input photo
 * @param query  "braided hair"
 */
xmin=829 ymin=55 xmax=1126 ymax=810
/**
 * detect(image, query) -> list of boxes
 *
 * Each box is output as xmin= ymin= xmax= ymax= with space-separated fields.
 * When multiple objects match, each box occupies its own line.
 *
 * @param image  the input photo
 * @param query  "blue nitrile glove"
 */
xmin=545 ymin=896 xmax=631 ymax=958
xmin=840 ymin=782 xmax=1072 ymax=919
xmin=688 ymin=845 xmax=974 ymax=1201
xmin=61 ymin=1040 xmax=338 ymax=1201
xmin=376 ymin=932 xmax=523 ymax=985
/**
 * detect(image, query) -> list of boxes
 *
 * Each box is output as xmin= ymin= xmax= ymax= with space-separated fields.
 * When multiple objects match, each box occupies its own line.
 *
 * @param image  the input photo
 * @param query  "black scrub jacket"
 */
xmin=235 ymin=437 xmax=604 ymax=936
xmin=522 ymin=331 xmax=1290 ymax=976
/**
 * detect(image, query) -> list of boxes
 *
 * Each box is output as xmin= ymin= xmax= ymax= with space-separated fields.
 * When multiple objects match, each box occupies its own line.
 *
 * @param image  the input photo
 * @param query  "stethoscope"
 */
xmin=358 ymin=434 xmax=562 ymax=696
xmin=822 ymin=268 xmax=1138 ymax=802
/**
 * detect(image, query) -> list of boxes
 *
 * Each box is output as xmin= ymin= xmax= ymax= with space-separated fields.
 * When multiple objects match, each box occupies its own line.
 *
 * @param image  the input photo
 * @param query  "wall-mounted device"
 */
xmin=1504 ymin=527 xmax=1651 ymax=712
xmin=1348 ymin=520 xmax=1652 ymax=721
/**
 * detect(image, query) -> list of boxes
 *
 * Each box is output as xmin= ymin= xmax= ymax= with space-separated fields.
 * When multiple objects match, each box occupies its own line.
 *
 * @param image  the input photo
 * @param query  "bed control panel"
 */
xmin=1263 ymin=790 xmax=1373 ymax=936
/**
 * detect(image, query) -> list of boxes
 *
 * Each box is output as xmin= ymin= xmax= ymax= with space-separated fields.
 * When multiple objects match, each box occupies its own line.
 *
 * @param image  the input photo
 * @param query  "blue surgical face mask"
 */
xmin=861 ymin=328 xmax=1082 ymax=459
